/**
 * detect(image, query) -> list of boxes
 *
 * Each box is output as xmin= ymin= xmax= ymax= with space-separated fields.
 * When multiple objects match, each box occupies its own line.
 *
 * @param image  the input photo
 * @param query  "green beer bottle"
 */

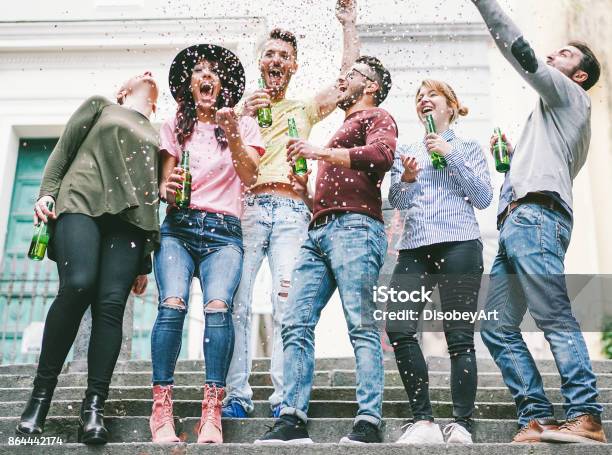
xmin=28 ymin=200 xmax=53 ymax=261
xmin=257 ymin=78 xmax=272 ymax=128
xmin=175 ymin=150 xmax=192 ymax=209
xmin=493 ymin=127 xmax=510 ymax=173
xmin=425 ymin=114 xmax=447 ymax=169
xmin=288 ymin=117 xmax=307 ymax=176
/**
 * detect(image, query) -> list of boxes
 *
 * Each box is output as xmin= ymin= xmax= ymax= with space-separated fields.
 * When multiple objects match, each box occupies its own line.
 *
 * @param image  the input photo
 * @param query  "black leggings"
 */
xmin=34 ymin=213 xmax=144 ymax=399
xmin=386 ymin=240 xmax=483 ymax=431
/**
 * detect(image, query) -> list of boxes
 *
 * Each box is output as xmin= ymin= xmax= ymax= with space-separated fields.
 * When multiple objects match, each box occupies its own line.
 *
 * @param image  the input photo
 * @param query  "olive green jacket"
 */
xmin=39 ymin=96 xmax=160 ymax=272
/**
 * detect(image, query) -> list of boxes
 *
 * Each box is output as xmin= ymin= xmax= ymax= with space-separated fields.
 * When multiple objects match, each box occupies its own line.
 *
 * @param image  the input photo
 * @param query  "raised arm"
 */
xmin=470 ymin=0 xmax=573 ymax=106
xmin=336 ymin=0 xmax=361 ymax=74
xmin=312 ymin=0 xmax=361 ymax=119
xmin=39 ymin=96 xmax=110 ymax=200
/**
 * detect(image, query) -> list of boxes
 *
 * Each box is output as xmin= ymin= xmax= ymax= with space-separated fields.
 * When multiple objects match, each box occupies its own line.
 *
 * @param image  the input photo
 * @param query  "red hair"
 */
xmin=416 ymin=80 xmax=469 ymax=123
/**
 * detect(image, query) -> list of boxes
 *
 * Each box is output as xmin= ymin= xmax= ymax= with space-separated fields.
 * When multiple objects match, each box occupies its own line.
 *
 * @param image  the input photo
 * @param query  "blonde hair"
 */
xmin=415 ymin=79 xmax=469 ymax=123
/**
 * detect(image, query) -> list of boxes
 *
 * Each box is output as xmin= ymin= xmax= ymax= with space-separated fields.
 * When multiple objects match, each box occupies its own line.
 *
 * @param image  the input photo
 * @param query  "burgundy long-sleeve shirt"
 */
xmin=312 ymin=108 xmax=398 ymax=225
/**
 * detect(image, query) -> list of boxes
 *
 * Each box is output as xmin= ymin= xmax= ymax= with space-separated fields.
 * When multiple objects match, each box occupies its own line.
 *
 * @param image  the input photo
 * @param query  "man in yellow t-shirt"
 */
xmin=223 ymin=0 xmax=361 ymax=418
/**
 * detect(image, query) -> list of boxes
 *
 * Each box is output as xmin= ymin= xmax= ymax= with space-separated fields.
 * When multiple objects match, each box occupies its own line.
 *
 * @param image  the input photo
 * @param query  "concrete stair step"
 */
xmin=332 ymin=370 xmax=612 ymax=388
xmin=1 ymin=442 xmax=610 ymax=454
xmin=2 ymin=359 xmax=611 ymax=451
xmin=0 ymin=371 xmax=330 ymax=388
xmin=5 ymin=370 xmax=612 ymax=388
xmin=2 ymin=357 xmax=610 ymax=375
xmin=425 ymin=357 xmax=612 ymax=374
xmin=0 ymin=358 xmax=394 ymax=375
xmin=5 ymin=385 xmax=610 ymax=404
xmin=1 ymin=417 xmax=612 ymax=444
xmin=3 ymin=399 xmax=612 ymax=420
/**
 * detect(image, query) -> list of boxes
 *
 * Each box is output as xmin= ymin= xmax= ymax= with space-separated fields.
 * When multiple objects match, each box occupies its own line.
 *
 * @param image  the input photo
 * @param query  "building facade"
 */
xmin=0 ymin=0 xmax=609 ymax=364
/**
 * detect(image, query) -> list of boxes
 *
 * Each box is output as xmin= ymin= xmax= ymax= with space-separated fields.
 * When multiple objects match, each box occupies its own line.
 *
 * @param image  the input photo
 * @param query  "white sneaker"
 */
xmin=443 ymin=422 xmax=473 ymax=444
xmin=396 ymin=420 xmax=444 ymax=444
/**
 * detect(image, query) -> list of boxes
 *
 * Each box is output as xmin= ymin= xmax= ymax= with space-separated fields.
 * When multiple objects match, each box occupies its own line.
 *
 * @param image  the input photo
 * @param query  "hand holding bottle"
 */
xmin=425 ymin=133 xmax=451 ymax=157
xmin=163 ymin=166 xmax=185 ymax=205
xmin=29 ymin=198 xmax=54 ymax=260
xmin=33 ymin=195 xmax=56 ymax=225
xmin=286 ymin=138 xmax=324 ymax=162
xmin=490 ymin=129 xmax=512 ymax=173
xmin=424 ymin=114 xmax=447 ymax=169
xmin=243 ymin=90 xmax=271 ymax=117
xmin=489 ymin=132 xmax=513 ymax=156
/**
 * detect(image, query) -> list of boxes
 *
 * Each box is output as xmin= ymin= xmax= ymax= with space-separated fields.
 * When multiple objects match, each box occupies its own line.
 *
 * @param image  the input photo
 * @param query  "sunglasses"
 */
xmin=343 ymin=66 xmax=382 ymax=88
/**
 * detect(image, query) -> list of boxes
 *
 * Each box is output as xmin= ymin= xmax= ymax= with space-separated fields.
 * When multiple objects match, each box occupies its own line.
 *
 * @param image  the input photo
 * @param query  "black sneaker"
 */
xmin=254 ymin=415 xmax=313 ymax=444
xmin=339 ymin=420 xmax=382 ymax=443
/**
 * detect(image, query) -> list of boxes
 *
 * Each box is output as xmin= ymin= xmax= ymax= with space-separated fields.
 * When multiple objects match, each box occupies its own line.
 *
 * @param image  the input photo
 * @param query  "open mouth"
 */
xmin=267 ymin=67 xmax=284 ymax=85
xmin=199 ymin=81 xmax=215 ymax=97
xmin=421 ymin=105 xmax=434 ymax=115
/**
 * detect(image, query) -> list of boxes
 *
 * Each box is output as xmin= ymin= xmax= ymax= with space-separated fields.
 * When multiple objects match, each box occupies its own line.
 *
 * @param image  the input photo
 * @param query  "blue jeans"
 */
xmin=481 ymin=204 xmax=602 ymax=426
xmin=151 ymin=209 xmax=243 ymax=387
xmin=280 ymin=213 xmax=387 ymax=426
xmin=224 ymin=194 xmax=310 ymax=412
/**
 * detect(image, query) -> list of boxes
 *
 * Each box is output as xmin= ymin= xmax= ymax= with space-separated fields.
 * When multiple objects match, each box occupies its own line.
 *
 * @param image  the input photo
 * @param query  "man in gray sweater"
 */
xmin=470 ymin=0 xmax=605 ymax=444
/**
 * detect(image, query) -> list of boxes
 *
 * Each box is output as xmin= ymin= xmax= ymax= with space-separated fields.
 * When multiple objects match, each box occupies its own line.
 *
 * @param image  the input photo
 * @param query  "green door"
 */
xmin=1 ymin=139 xmax=58 ymax=364
xmin=0 ymin=138 xmax=184 ymax=364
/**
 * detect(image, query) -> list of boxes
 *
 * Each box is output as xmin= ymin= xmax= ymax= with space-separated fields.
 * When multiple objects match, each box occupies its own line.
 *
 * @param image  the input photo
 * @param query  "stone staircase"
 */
xmin=0 ymin=356 xmax=611 ymax=453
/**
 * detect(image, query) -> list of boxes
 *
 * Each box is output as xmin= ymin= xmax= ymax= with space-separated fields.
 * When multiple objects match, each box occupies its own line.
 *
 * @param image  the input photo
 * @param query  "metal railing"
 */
xmin=0 ymin=256 xmax=57 ymax=365
xmin=0 ymin=255 xmax=160 ymax=365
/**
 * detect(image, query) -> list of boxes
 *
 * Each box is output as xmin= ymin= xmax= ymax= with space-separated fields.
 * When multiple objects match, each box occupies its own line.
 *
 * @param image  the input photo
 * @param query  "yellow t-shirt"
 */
xmin=255 ymin=98 xmax=321 ymax=186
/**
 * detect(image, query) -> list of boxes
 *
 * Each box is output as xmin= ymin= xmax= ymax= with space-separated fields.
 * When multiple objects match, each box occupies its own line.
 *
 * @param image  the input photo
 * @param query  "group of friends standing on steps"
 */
xmin=14 ymin=0 xmax=607 ymax=446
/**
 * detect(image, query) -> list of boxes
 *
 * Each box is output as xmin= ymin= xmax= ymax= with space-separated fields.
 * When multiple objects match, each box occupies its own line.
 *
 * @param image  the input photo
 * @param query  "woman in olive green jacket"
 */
xmin=16 ymin=72 xmax=161 ymax=445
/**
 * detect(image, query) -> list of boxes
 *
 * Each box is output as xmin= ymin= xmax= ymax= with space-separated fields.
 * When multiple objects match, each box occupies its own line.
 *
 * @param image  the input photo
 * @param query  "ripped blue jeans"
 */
xmin=151 ymin=209 xmax=243 ymax=387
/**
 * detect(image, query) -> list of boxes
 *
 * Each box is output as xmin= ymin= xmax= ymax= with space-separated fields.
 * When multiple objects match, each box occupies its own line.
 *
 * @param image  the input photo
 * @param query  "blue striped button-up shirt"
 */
xmin=389 ymin=129 xmax=493 ymax=250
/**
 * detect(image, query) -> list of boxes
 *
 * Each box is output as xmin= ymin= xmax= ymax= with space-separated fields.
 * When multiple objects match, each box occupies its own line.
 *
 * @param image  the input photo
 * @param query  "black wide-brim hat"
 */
xmin=168 ymin=44 xmax=246 ymax=108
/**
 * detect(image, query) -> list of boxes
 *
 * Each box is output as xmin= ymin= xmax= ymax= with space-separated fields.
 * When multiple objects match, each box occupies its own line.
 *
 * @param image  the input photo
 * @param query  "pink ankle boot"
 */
xmin=149 ymin=385 xmax=180 ymax=443
xmin=196 ymin=384 xmax=224 ymax=444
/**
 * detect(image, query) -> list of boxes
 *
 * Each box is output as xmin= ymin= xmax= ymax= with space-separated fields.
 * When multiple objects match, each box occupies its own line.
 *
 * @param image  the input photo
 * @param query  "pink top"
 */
xmin=160 ymin=116 xmax=265 ymax=218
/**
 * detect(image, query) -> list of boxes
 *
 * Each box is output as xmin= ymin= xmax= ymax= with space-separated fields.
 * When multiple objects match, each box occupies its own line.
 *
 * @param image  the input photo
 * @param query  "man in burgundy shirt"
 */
xmin=255 ymin=56 xmax=397 ymax=445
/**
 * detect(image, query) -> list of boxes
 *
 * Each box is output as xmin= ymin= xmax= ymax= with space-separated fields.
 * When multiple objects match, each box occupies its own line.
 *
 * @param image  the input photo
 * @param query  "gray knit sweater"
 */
xmin=472 ymin=0 xmax=592 ymax=214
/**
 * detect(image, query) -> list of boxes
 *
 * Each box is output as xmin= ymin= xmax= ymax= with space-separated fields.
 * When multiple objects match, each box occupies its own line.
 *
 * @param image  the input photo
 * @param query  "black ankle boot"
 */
xmin=16 ymin=386 xmax=54 ymax=435
xmin=78 ymin=394 xmax=108 ymax=445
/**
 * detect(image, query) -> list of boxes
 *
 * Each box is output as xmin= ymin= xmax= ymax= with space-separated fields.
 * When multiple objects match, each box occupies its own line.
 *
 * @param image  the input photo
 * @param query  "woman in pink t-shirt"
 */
xmin=149 ymin=44 xmax=265 ymax=445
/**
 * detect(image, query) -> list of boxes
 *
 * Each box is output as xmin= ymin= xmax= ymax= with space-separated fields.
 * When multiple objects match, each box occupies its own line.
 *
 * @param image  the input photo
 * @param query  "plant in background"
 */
xmin=602 ymin=318 xmax=612 ymax=359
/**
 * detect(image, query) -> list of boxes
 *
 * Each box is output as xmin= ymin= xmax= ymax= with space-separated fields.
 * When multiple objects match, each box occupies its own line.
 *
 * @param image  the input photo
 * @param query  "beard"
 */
xmin=568 ymin=62 xmax=584 ymax=81
xmin=549 ymin=59 xmax=582 ymax=80
xmin=337 ymin=85 xmax=365 ymax=111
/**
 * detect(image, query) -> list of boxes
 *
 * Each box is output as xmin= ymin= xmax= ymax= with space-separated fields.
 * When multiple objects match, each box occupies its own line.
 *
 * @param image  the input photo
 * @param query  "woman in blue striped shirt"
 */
xmin=386 ymin=80 xmax=492 ymax=445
